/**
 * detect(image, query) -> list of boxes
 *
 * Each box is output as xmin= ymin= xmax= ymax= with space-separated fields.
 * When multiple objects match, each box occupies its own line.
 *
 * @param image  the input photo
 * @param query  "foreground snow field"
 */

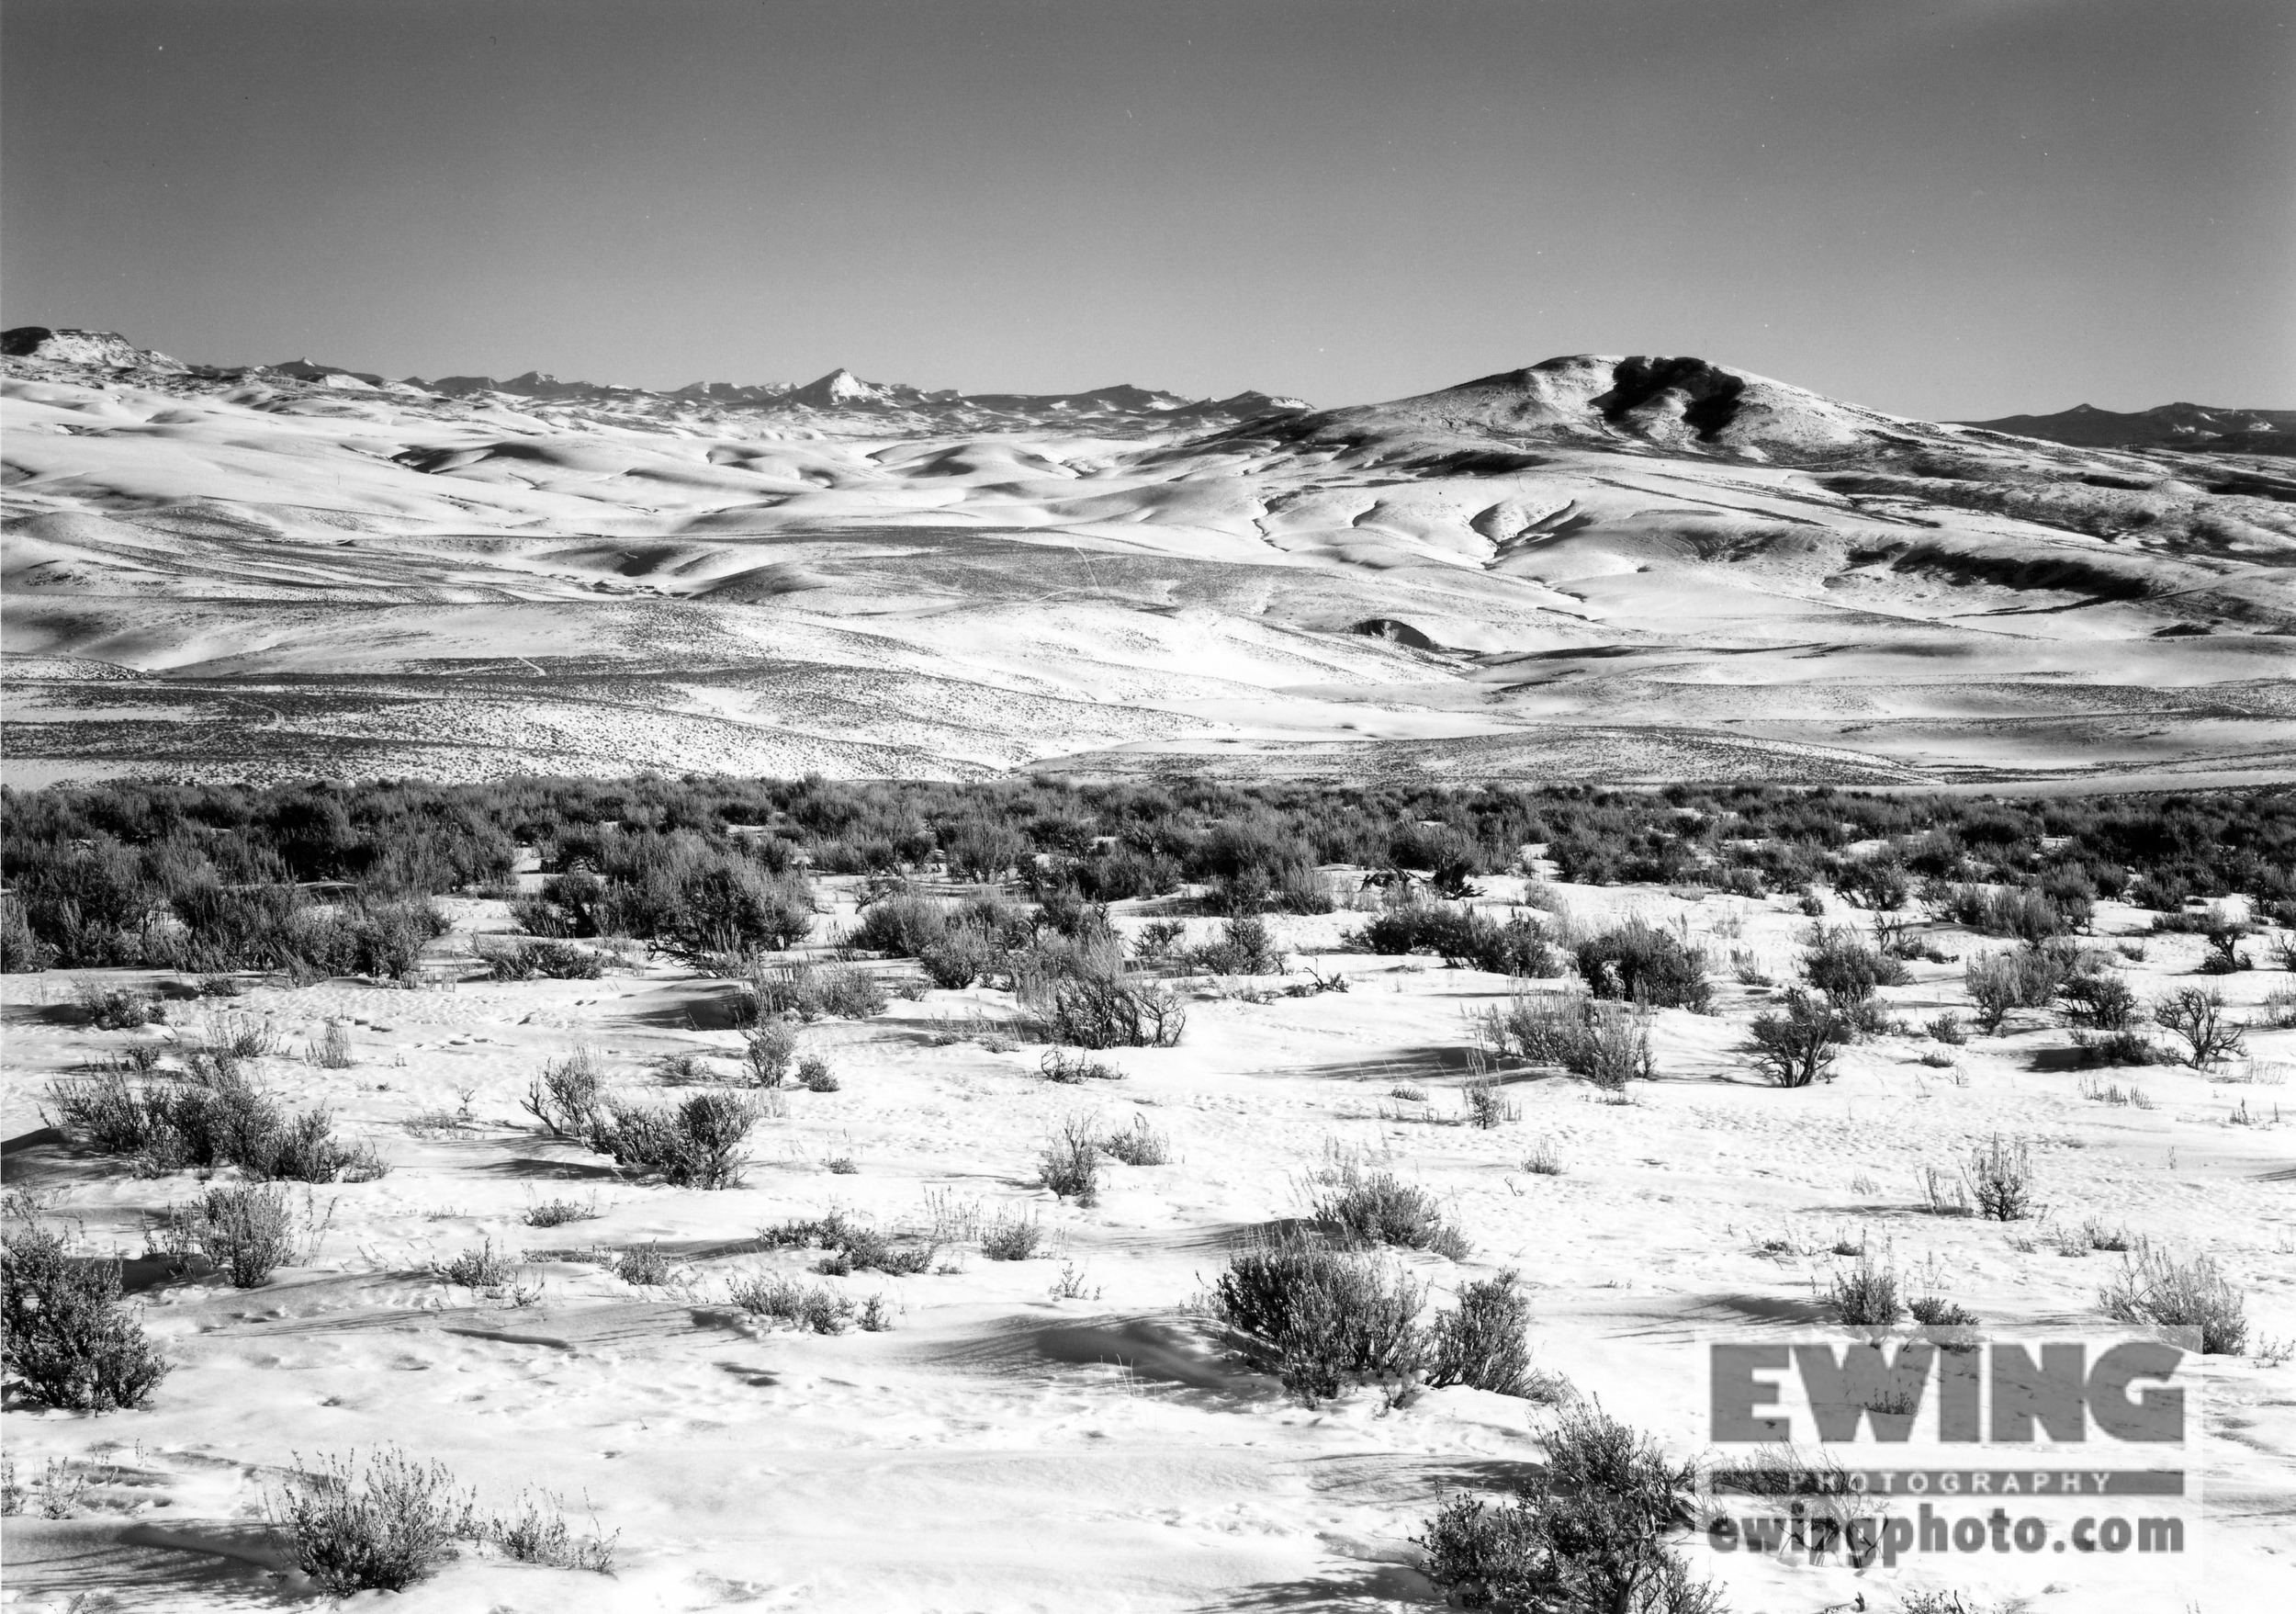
xmin=4 ymin=872 xmax=2290 ymax=1611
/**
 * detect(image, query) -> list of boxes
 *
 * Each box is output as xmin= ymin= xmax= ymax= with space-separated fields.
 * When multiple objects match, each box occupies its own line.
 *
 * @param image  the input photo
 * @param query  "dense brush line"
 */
xmin=2 ymin=776 xmax=2290 ymax=974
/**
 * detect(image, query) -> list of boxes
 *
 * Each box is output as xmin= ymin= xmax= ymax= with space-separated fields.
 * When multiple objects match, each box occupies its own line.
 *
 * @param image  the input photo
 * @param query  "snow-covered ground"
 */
xmin=6 ymin=349 xmax=2291 ymax=789
xmin=5 ymin=875 xmax=2290 ymax=1610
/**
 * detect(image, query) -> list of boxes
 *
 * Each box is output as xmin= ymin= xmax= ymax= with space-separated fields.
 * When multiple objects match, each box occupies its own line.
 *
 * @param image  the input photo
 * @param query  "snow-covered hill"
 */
xmin=4 ymin=333 xmax=2290 ymax=786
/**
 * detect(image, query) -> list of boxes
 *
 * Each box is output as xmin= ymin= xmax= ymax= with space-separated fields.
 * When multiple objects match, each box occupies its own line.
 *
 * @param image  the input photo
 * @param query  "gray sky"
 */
xmin=5 ymin=0 xmax=2290 ymax=416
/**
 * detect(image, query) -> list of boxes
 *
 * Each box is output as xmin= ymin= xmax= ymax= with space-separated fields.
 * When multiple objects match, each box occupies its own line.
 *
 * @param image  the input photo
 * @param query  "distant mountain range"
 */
xmin=1958 ymin=401 xmax=2296 ymax=457
xmin=0 ymin=326 xmax=1306 ymax=437
xmin=7 ymin=322 xmax=2287 ymax=457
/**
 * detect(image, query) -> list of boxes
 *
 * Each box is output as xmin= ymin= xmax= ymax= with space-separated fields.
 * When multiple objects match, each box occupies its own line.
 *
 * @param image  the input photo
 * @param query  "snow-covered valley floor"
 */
xmin=5 ymin=874 xmax=2290 ymax=1611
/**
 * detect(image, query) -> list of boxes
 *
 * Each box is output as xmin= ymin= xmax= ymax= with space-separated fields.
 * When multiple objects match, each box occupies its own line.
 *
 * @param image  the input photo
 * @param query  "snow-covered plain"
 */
xmin=5 ymin=344 xmax=2292 ymax=789
xmin=3 ymin=875 xmax=2291 ymax=1612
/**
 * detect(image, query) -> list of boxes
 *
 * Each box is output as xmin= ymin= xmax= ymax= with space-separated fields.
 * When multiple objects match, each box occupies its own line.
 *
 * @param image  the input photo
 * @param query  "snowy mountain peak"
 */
xmin=787 ymin=367 xmax=911 ymax=408
xmin=1260 ymin=353 xmax=1947 ymax=463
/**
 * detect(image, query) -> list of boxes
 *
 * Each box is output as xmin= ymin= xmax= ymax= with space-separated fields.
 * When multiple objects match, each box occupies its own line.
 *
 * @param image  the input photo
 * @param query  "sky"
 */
xmin=4 ymin=0 xmax=2290 ymax=417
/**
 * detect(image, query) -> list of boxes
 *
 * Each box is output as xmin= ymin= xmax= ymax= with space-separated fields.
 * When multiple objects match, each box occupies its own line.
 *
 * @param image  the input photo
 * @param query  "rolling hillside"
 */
xmin=6 ymin=333 xmax=2291 ymax=787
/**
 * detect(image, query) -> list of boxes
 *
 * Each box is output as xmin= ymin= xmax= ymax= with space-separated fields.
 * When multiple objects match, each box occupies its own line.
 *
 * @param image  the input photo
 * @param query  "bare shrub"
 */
xmin=238 ymin=1106 xmax=388 ymax=1185
xmin=521 ymin=1047 xmax=605 ymax=1137
xmin=8 ymin=1454 xmax=93 ymax=1518
xmin=921 ymin=1007 xmax=1020 ymax=1048
xmin=2060 ymin=971 xmax=2140 ymax=1032
xmin=1948 ymin=884 xmax=2073 ymax=942
xmin=658 ymin=1053 xmax=725 ymax=1087
xmin=1040 ymin=1048 xmax=1122 ymax=1084
xmin=0 ymin=1219 xmax=170 ymax=1411
xmin=727 ymin=1270 xmax=853 ymax=1333
xmin=917 ymin=1187 xmax=981 ymax=1245
xmin=76 ymin=984 xmax=163 ymax=1030
xmin=1416 ymin=1406 xmax=1718 ymax=1614
xmin=1008 ymin=929 xmax=1126 ymax=993
xmin=1308 ymin=1162 xmax=1469 ymax=1260
xmin=757 ymin=1212 xmax=844 ymax=1249
xmin=46 ymin=1067 xmax=384 ymax=1184
xmin=919 ymin=927 xmax=996 ymax=989
xmin=522 ymin=1195 xmax=600 ymax=1227
xmin=1098 ymin=1114 xmax=1171 ymax=1166
xmin=1210 ymin=1229 xmax=1426 ymax=1405
xmin=1131 ymin=919 xmax=1188 ymax=963
xmin=2154 ymin=988 xmax=2246 ymax=1068
xmin=1472 ymin=988 xmax=1652 ymax=1088
xmin=809 ymin=963 xmax=888 ymax=1020
xmin=1462 ymin=1075 xmax=1519 ymax=1128
xmin=849 ymin=890 xmax=951 ymax=957
xmin=432 ymin=1238 xmax=516 ymax=1291
xmin=183 ymin=1041 xmax=246 ymax=1084
xmin=400 ymin=1102 xmax=473 ymax=1140
xmin=795 ymin=1055 xmax=840 ymax=1093
xmin=1025 ymin=975 xmax=1187 ymax=1049
xmin=1038 ymin=1113 xmax=1102 ymax=1205
xmin=1284 ymin=965 xmax=1351 ymax=998
xmin=2099 ymin=1246 xmax=2247 ymax=1355
xmin=488 ymin=1489 xmax=617 ymax=1574
xmin=477 ymin=937 xmax=603 ymax=981
xmin=1048 ymin=1258 xmax=1099 ymax=1299
xmin=1897 ymin=1592 xmax=2015 ymax=1614
xmin=153 ymin=1183 xmax=298 ymax=1287
xmin=747 ymin=960 xmax=887 ymax=1022
xmin=612 ymin=1243 xmax=672 ymax=1285
xmin=1190 ymin=913 xmax=1285 ymax=975
xmin=592 ymin=1089 xmax=760 ymax=1189
xmin=816 ymin=1225 xmax=936 ymax=1277
xmin=1801 ymin=923 xmax=1909 ymax=1023
xmin=308 ymin=1020 xmax=355 ymax=1069
xmin=269 ymin=1448 xmax=478 ymax=1595
xmin=109 ymin=1040 xmax=166 ymax=1075
xmin=205 ymin=1010 xmax=278 ymax=1058
xmin=0 ymin=897 xmax=54 ymax=973
xmin=1575 ymin=918 xmax=1711 ymax=1011
xmin=1918 ymin=1164 xmax=1970 ymax=1216
xmin=1423 ymin=1272 xmax=1537 ymax=1397
xmin=1827 ymin=1247 xmax=1903 ymax=1327
xmin=1744 ymin=989 xmax=1840 ymax=1089
xmin=2196 ymin=924 xmax=2249 ymax=975
xmin=42 ymin=1068 xmax=157 ymax=1154
xmin=981 ymin=1211 xmax=1045 ymax=1261
xmin=739 ymin=1021 xmax=797 ymax=1088
xmin=1523 ymin=1136 xmax=1565 ymax=1176
xmin=1357 ymin=897 xmax=1555 ymax=976
xmin=1963 ymin=1134 xmax=2035 ymax=1221
xmin=1965 ymin=943 xmax=2074 ymax=1033
xmin=1910 ymin=1294 xmax=1980 ymax=1329
xmin=760 ymin=1212 xmax=937 ymax=1276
